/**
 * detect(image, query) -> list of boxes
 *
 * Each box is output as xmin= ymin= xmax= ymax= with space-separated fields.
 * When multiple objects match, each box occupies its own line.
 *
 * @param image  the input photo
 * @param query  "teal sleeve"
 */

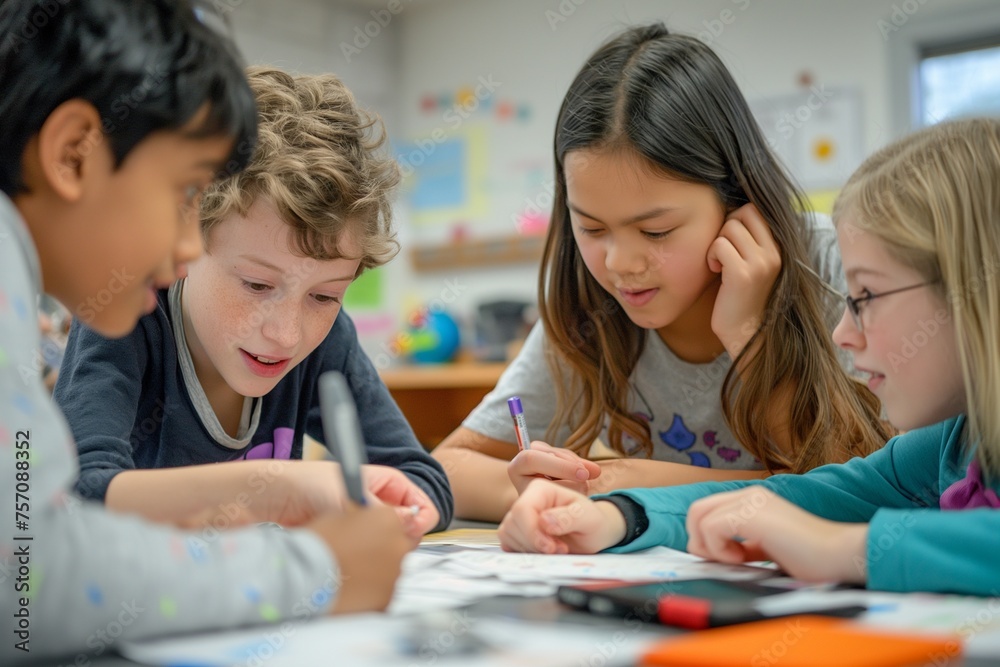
xmin=598 ymin=418 xmax=958 ymax=556
xmin=597 ymin=480 xmax=757 ymax=553
xmin=867 ymin=507 xmax=1000 ymax=594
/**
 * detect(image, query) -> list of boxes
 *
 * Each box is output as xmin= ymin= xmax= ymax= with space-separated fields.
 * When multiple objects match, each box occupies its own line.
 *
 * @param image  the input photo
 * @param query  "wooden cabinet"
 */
xmin=379 ymin=363 xmax=508 ymax=449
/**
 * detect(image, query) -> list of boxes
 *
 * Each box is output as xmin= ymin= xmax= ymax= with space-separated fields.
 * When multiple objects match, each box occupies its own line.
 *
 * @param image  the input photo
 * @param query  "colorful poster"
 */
xmin=396 ymin=125 xmax=488 ymax=228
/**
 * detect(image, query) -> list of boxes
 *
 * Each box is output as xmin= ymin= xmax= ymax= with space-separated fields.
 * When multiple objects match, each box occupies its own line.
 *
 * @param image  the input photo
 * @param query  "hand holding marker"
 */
xmin=507 ymin=395 xmax=601 ymax=494
xmin=319 ymin=371 xmax=420 ymax=516
xmin=508 ymin=396 xmax=531 ymax=451
xmin=319 ymin=371 xmax=368 ymax=505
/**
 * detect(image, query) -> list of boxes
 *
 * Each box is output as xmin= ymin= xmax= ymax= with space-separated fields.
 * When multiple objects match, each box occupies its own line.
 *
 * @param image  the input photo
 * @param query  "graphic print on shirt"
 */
xmin=661 ymin=413 xmax=696 ymax=451
xmin=717 ymin=446 xmax=742 ymax=463
xmin=656 ymin=414 xmax=742 ymax=467
xmin=244 ymin=426 xmax=294 ymax=460
xmin=621 ymin=386 xmax=655 ymax=456
xmin=631 ymin=386 xmax=741 ymax=467
xmin=659 ymin=413 xmax=714 ymax=467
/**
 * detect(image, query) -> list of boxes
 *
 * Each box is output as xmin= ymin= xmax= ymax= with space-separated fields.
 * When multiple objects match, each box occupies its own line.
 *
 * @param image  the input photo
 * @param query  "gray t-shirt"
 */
xmin=0 ymin=194 xmax=337 ymax=661
xmin=463 ymin=213 xmax=847 ymax=472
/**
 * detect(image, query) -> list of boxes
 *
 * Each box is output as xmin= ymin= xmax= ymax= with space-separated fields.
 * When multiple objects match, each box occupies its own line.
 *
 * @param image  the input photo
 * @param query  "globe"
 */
xmin=407 ymin=309 xmax=462 ymax=364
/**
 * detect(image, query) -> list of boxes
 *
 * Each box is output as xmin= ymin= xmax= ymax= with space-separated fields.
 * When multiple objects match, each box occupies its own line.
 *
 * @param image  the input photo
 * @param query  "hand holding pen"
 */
xmin=319 ymin=372 xmax=433 ymax=536
xmin=505 ymin=395 xmax=602 ymax=496
xmin=319 ymin=371 xmax=369 ymax=506
xmin=303 ymin=372 xmax=414 ymax=614
xmin=303 ymin=504 xmax=413 ymax=614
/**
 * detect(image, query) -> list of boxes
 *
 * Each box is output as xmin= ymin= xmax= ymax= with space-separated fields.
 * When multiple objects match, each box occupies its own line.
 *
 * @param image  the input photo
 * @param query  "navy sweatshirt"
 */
xmin=54 ymin=287 xmax=452 ymax=530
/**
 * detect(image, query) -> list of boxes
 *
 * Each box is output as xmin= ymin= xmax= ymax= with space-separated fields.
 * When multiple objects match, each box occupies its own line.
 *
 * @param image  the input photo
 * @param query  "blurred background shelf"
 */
xmin=379 ymin=362 xmax=508 ymax=448
xmin=410 ymin=235 xmax=545 ymax=272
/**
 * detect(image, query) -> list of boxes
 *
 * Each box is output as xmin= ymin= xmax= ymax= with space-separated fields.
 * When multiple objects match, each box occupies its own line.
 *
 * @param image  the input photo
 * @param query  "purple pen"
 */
xmin=507 ymin=396 xmax=531 ymax=451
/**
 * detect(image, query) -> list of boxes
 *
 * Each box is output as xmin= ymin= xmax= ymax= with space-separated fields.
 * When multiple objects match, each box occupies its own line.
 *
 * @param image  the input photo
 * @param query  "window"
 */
xmin=888 ymin=5 xmax=1000 ymax=136
xmin=919 ymin=40 xmax=1000 ymax=125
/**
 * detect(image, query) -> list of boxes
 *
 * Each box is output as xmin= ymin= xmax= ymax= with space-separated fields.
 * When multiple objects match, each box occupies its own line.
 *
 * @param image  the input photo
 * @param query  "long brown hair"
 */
xmin=540 ymin=24 xmax=891 ymax=473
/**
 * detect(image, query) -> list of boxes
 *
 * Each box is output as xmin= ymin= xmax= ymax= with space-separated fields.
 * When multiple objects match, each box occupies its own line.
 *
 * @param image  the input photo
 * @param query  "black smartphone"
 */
xmin=557 ymin=578 xmax=866 ymax=630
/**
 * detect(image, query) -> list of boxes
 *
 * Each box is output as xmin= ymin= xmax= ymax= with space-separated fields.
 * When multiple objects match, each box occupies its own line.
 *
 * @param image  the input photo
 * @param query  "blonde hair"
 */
xmin=201 ymin=66 xmax=400 ymax=272
xmin=541 ymin=24 xmax=891 ymax=472
xmin=833 ymin=118 xmax=1000 ymax=478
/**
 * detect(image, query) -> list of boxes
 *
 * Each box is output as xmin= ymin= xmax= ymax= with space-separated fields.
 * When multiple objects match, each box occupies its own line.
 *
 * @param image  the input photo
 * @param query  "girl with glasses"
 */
xmin=499 ymin=118 xmax=1000 ymax=596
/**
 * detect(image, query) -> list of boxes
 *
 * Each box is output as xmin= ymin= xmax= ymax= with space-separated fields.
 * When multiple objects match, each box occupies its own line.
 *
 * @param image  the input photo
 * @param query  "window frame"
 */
xmin=887 ymin=4 xmax=1000 ymax=136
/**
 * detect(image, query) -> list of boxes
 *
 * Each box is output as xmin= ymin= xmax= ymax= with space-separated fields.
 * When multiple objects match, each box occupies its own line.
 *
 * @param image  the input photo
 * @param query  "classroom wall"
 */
xmin=228 ymin=0 xmax=401 ymax=133
xmin=386 ymin=0 xmax=997 ymax=364
xmin=229 ymin=0 xmax=998 ymax=366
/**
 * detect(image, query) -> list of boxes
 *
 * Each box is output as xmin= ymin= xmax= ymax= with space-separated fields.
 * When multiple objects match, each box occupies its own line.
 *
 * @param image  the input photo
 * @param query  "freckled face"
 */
xmin=182 ymin=199 xmax=360 ymax=397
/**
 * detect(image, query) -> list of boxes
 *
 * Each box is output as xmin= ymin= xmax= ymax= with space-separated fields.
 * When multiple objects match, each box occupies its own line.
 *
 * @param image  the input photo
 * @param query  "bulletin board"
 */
xmin=397 ymin=126 xmax=489 ymax=228
xmin=393 ymin=82 xmax=553 ymax=259
xmin=750 ymin=86 xmax=865 ymax=193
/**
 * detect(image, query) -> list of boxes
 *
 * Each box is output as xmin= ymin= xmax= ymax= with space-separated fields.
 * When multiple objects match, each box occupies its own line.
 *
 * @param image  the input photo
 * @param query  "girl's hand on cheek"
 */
xmin=706 ymin=203 xmax=782 ymax=358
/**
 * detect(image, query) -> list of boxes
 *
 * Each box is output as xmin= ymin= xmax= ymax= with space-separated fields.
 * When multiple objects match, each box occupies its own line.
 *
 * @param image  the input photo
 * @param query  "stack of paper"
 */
xmin=389 ymin=544 xmax=773 ymax=615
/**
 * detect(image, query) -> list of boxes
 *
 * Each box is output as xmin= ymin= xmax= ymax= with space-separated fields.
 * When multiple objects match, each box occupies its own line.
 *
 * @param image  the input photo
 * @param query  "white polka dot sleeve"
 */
xmin=0 ymin=195 xmax=338 ymax=662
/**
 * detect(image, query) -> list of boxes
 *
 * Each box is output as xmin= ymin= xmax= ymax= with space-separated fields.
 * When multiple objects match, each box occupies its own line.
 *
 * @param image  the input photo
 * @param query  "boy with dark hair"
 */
xmin=0 ymin=1 xmax=411 ymax=661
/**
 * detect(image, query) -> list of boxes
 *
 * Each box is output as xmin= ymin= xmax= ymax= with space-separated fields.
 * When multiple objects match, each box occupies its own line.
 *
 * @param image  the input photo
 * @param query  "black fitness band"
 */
xmin=599 ymin=494 xmax=650 ymax=548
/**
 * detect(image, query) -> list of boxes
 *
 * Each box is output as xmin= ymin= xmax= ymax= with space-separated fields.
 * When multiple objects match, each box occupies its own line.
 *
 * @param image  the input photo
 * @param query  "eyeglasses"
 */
xmin=795 ymin=260 xmax=939 ymax=332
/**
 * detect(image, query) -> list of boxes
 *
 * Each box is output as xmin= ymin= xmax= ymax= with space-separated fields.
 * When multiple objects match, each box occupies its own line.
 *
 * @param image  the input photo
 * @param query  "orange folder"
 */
xmin=641 ymin=615 xmax=961 ymax=667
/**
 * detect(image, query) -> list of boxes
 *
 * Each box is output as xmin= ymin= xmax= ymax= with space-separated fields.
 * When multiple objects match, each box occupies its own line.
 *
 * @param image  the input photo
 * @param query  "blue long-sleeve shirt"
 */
xmin=54 ymin=287 xmax=452 ymax=531
xmin=603 ymin=416 xmax=999 ymax=595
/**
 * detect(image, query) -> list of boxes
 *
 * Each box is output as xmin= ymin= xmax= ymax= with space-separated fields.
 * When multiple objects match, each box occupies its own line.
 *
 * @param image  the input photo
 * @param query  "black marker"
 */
xmin=318 ymin=371 xmax=368 ymax=505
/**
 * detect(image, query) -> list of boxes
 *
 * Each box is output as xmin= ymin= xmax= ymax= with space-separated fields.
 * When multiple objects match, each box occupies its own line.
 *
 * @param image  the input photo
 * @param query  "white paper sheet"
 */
xmin=431 ymin=545 xmax=771 ymax=583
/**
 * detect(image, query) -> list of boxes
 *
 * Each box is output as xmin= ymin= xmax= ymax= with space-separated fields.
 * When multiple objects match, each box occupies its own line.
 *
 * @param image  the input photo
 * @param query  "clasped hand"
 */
xmin=499 ymin=481 xmax=868 ymax=586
